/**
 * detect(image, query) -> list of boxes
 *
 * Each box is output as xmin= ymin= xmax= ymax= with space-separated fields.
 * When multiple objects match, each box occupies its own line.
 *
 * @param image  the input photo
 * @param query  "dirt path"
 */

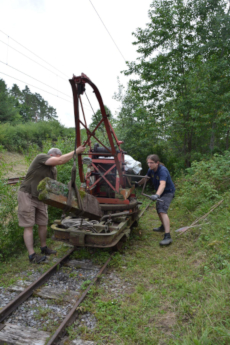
xmin=0 ymin=152 xmax=28 ymax=178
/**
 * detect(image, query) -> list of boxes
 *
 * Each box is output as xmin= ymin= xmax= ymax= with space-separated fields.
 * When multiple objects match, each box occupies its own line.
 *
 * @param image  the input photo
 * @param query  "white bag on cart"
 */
xmin=124 ymin=155 xmax=142 ymax=175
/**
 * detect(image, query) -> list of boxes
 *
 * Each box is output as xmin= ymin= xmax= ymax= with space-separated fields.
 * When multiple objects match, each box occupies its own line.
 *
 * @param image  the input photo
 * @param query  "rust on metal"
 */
xmin=7 ymin=177 xmax=25 ymax=185
xmin=46 ymin=254 xmax=114 ymax=345
xmin=0 ymin=248 xmax=75 ymax=323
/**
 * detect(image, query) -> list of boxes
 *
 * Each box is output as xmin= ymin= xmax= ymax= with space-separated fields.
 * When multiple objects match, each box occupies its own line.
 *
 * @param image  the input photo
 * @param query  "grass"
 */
xmin=0 ymin=240 xmax=72 ymax=288
xmin=1 ymin=152 xmax=230 ymax=344
xmin=65 ymin=193 xmax=230 ymax=345
xmin=2 ymin=194 xmax=230 ymax=343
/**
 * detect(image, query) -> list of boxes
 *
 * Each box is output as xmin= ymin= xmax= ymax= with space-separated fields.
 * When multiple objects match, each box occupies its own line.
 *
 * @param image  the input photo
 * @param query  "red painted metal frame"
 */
xmin=69 ymin=74 xmax=124 ymax=190
xmin=89 ymin=162 xmax=116 ymax=191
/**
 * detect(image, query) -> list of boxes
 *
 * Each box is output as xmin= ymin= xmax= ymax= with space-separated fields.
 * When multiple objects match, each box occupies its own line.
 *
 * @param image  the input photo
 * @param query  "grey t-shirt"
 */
xmin=20 ymin=154 xmax=57 ymax=198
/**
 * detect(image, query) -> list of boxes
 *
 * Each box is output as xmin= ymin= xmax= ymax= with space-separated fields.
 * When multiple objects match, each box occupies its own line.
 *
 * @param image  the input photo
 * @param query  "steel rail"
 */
xmin=138 ymin=200 xmax=152 ymax=219
xmin=46 ymin=253 xmax=114 ymax=345
xmin=7 ymin=177 xmax=25 ymax=185
xmin=0 ymin=248 xmax=75 ymax=323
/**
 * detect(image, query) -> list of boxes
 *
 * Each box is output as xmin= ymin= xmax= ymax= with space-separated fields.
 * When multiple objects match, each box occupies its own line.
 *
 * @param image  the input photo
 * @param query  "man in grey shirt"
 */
xmin=18 ymin=146 xmax=85 ymax=263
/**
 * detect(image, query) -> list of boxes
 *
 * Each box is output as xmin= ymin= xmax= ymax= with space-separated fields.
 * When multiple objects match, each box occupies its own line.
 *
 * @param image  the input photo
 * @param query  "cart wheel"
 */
xmin=113 ymin=236 xmax=126 ymax=252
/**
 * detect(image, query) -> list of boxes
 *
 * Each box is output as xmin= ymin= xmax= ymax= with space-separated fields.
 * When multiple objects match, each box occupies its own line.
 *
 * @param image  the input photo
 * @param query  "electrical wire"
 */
xmin=85 ymin=91 xmax=96 ymax=115
xmin=0 ymin=31 xmax=97 ymax=112
xmin=0 ymin=60 xmax=72 ymax=99
xmin=88 ymin=0 xmax=126 ymax=62
xmin=0 ymin=70 xmax=93 ymax=111
xmin=0 ymin=71 xmax=72 ymax=103
xmin=0 ymin=29 xmax=69 ymax=78
xmin=0 ymin=39 xmax=67 ymax=82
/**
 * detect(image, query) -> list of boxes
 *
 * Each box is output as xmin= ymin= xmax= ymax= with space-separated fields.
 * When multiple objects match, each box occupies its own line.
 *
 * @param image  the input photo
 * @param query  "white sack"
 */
xmin=124 ymin=154 xmax=142 ymax=175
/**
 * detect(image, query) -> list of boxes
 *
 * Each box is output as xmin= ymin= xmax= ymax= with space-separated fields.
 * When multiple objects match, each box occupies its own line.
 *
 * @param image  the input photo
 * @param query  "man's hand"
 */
xmin=150 ymin=194 xmax=160 ymax=201
xmin=134 ymin=181 xmax=139 ymax=188
xmin=76 ymin=146 xmax=86 ymax=154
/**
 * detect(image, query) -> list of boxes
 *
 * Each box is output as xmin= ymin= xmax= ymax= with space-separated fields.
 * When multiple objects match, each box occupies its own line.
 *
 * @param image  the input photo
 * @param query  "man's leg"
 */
xmin=38 ymin=224 xmax=57 ymax=255
xmin=24 ymin=226 xmax=46 ymax=263
xmin=23 ymin=227 xmax=34 ymax=255
xmin=158 ymin=213 xmax=170 ymax=233
xmin=38 ymin=225 xmax=47 ymax=248
xmin=159 ymin=213 xmax=172 ymax=245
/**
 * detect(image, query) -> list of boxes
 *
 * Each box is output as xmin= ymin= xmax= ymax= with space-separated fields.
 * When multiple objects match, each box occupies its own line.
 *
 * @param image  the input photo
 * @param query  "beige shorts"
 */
xmin=17 ymin=191 xmax=48 ymax=227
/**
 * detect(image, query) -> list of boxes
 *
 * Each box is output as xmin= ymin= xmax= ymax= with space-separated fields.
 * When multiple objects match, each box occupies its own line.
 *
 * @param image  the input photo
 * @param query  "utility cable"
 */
xmin=0 ymin=39 xmax=67 ymax=82
xmin=0 ymin=60 xmax=72 ymax=99
xmin=0 ymin=70 xmax=92 ymax=111
xmin=0 ymin=71 xmax=72 ymax=103
xmin=0 ymin=29 xmax=69 ymax=78
xmin=88 ymin=0 xmax=126 ymax=62
xmin=85 ymin=91 xmax=96 ymax=115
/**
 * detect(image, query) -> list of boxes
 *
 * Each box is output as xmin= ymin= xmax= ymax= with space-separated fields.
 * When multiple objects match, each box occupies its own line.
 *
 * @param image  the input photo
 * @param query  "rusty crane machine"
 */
xmin=40 ymin=74 xmax=141 ymax=249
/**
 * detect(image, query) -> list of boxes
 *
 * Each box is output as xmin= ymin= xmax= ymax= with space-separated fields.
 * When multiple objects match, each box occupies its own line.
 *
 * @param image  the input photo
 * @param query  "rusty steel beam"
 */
xmin=7 ymin=177 xmax=25 ymax=185
xmin=0 ymin=248 xmax=75 ymax=323
xmin=46 ymin=254 xmax=114 ymax=345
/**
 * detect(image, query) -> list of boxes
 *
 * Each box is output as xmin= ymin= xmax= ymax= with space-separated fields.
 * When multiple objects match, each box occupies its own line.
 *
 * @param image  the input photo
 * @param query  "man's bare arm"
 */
xmin=45 ymin=146 xmax=86 ymax=166
xmin=156 ymin=180 xmax=166 ymax=196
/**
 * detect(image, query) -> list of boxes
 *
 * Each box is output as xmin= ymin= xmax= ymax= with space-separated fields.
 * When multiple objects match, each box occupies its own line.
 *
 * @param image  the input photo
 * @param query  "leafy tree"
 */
xmin=89 ymin=105 xmax=113 ymax=147
xmin=10 ymin=83 xmax=58 ymax=122
xmin=90 ymin=105 xmax=113 ymax=130
xmin=0 ymin=79 xmax=21 ymax=123
xmin=124 ymin=0 xmax=230 ymax=167
xmin=114 ymin=80 xmax=175 ymax=172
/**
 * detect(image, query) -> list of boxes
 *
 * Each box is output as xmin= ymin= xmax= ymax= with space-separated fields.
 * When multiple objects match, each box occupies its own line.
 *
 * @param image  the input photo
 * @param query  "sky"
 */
xmin=0 ymin=0 xmax=151 ymax=127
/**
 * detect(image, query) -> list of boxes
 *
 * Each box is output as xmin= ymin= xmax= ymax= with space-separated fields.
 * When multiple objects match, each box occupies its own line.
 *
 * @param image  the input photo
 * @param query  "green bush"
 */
xmin=174 ymin=151 xmax=230 ymax=214
xmin=0 ymin=178 xmax=24 ymax=259
xmin=0 ymin=121 xmax=73 ymax=153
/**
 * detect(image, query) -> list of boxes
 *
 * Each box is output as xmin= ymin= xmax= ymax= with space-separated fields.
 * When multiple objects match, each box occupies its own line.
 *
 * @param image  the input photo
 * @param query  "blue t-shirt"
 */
xmin=147 ymin=165 xmax=175 ymax=194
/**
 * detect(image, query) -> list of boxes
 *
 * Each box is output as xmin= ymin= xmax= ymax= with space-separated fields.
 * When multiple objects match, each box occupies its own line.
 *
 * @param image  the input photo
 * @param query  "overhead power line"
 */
xmin=0 ymin=60 xmax=72 ymax=99
xmin=0 ymin=29 xmax=69 ymax=78
xmin=0 ymin=71 xmax=93 ymax=111
xmin=0 ymin=71 xmax=72 ymax=103
xmin=0 ymin=39 xmax=67 ymax=82
xmin=0 ymin=30 xmax=96 ymax=112
xmin=88 ymin=0 xmax=126 ymax=62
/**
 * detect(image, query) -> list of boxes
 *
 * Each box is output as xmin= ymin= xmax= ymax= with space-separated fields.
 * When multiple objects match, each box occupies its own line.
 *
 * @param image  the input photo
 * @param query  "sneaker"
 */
xmin=29 ymin=253 xmax=46 ymax=264
xmin=160 ymin=233 xmax=172 ymax=246
xmin=153 ymin=224 xmax=165 ymax=232
xmin=40 ymin=246 xmax=57 ymax=255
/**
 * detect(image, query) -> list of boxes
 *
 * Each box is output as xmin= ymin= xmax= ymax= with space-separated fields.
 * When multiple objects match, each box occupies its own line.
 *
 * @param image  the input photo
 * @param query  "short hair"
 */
xmin=47 ymin=148 xmax=62 ymax=156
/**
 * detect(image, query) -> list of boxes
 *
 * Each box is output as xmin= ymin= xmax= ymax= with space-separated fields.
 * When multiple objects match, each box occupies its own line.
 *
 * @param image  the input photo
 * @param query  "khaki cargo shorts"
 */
xmin=17 ymin=191 xmax=48 ymax=227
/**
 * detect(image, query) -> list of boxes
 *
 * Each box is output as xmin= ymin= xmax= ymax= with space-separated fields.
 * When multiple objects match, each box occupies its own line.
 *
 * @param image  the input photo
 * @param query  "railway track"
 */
xmin=0 ymin=192 xmax=152 ymax=345
xmin=0 ymin=247 xmax=114 ymax=345
xmin=6 ymin=177 xmax=25 ymax=185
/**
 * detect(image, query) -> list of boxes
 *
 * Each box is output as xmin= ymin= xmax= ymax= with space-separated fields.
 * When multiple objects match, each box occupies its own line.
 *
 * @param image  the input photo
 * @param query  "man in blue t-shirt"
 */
xmin=135 ymin=154 xmax=175 ymax=246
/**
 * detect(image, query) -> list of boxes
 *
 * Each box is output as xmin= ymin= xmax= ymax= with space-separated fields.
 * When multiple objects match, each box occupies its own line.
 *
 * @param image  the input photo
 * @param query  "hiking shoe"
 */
xmin=29 ymin=253 xmax=46 ymax=264
xmin=40 ymin=246 xmax=57 ymax=255
xmin=153 ymin=224 xmax=165 ymax=232
xmin=160 ymin=233 xmax=172 ymax=246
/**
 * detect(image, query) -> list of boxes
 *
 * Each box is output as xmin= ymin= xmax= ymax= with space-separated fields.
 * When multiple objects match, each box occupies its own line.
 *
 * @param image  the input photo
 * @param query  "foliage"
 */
xmin=0 ymin=177 xmax=25 ymax=259
xmin=114 ymin=80 xmax=177 ymax=173
xmin=0 ymin=79 xmax=58 ymax=124
xmin=0 ymin=120 xmax=72 ymax=153
xmin=0 ymin=79 xmax=21 ymax=123
xmin=75 ymin=153 xmax=230 ymax=345
xmin=1 ymin=145 xmax=230 ymax=343
xmin=174 ymin=151 xmax=230 ymax=213
xmin=123 ymin=0 xmax=230 ymax=168
xmin=89 ymin=105 xmax=115 ymax=149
